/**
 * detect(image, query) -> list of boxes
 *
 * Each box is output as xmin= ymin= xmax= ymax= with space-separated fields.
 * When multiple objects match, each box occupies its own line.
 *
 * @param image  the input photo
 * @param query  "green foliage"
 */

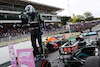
xmin=93 ymin=18 xmax=100 ymax=20
xmin=83 ymin=11 xmax=92 ymax=18
xmin=76 ymin=15 xmax=84 ymax=19
xmin=71 ymin=11 xmax=95 ymax=23
xmin=61 ymin=11 xmax=99 ymax=23
xmin=83 ymin=11 xmax=94 ymax=21
xmin=85 ymin=16 xmax=94 ymax=21
xmin=61 ymin=16 xmax=71 ymax=25
xmin=72 ymin=15 xmax=83 ymax=23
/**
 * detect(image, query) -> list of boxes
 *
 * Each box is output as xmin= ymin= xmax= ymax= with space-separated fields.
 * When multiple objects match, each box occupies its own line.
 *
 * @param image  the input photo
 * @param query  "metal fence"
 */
xmin=43 ymin=28 xmax=68 ymax=36
xmin=0 ymin=29 xmax=68 ymax=47
xmin=0 ymin=34 xmax=31 ymax=47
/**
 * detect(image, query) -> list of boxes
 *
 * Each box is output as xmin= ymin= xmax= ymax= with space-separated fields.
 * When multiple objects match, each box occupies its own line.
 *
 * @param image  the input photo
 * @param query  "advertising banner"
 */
xmin=17 ymin=48 xmax=35 ymax=67
xmin=8 ymin=44 xmax=17 ymax=67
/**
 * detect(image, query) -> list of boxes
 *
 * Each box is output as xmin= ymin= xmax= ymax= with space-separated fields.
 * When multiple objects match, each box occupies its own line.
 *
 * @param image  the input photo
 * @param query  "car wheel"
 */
xmin=44 ymin=47 xmax=49 ymax=58
xmin=97 ymin=38 xmax=100 ymax=46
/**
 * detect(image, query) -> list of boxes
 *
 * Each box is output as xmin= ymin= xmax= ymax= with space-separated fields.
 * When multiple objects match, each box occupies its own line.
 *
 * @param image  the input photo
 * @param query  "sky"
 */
xmin=29 ymin=0 xmax=100 ymax=17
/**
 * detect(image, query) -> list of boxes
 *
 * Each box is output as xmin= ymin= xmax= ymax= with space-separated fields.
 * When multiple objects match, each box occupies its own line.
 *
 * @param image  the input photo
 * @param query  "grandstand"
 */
xmin=0 ymin=0 xmax=64 ymax=24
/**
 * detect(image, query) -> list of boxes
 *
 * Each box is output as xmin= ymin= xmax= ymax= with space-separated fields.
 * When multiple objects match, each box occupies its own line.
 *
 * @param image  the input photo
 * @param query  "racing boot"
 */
xmin=34 ymin=55 xmax=40 ymax=62
xmin=40 ymin=54 xmax=45 ymax=60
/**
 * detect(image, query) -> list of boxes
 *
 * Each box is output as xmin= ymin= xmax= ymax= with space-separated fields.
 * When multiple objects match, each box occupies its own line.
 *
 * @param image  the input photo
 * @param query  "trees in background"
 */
xmin=83 ymin=11 xmax=92 ymax=18
xmin=83 ymin=11 xmax=94 ymax=21
xmin=61 ymin=16 xmax=71 ymax=25
xmin=72 ymin=15 xmax=84 ymax=23
xmin=94 ymin=17 xmax=100 ymax=20
xmin=60 ymin=11 xmax=100 ymax=25
xmin=72 ymin=11 xmax=94 ymax=23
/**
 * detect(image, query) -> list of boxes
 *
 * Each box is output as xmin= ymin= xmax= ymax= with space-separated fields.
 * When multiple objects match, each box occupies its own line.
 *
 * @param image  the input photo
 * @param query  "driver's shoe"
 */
xmin=41 ymin=54 xmax=45 ymax=60
xmin=34 ymin=55 xmax=40 ymax=62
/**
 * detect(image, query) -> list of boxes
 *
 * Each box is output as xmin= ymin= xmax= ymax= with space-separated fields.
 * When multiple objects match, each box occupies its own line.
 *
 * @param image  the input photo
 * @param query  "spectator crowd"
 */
xmin=0 ymin=27 xmax=30 ymax=39
xmin=0 ymin=24 xmax=65 ymax=39
xmin=43 ymin=24 xmax=64 ymax=31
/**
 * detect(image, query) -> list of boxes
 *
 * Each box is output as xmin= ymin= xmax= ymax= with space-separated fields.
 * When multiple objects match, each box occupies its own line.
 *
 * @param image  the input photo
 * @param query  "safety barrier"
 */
xmin=0 ymin=34 xmax=31 ymax=47
xmin=43 ymin=29 xmax=68 ymax=36
xmin=0 ymin=29 xmax=68 ymax=47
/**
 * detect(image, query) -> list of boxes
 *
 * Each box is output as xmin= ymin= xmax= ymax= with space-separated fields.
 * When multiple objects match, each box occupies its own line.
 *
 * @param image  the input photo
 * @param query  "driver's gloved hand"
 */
xmin=40 ymin=31 xmax=43 ymax=35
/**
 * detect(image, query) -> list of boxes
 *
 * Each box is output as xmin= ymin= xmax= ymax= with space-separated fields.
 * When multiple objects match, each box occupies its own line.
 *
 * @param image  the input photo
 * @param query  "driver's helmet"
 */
xmin=79 ymin=35 xmax=83 ymax=38
xmin=76 ymin=35 xmax=84 ymax=41
xmin=25 ymin=5 xmax=35 ymax=14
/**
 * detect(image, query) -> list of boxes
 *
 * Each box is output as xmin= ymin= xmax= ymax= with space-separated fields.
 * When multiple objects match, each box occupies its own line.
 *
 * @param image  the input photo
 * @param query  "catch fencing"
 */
xmin=70 ymin=21 xmax=100 ymax=32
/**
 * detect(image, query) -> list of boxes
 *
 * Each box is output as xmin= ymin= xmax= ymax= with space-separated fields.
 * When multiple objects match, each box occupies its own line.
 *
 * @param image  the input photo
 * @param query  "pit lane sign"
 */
xmin=17 ymin=48 xmax=35 ymax=67
xmin=8 ymin=44 xmax=17 ymax=67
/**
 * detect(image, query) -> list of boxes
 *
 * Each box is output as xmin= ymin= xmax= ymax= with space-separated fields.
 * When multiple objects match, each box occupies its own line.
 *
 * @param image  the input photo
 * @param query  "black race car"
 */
xmin=58 ymin=31 xmax=100 ymax=67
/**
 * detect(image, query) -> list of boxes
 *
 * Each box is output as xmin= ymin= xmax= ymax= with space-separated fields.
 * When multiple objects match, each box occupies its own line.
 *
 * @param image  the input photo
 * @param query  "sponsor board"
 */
xmin=8 ymin=44 xmax=17 ymax=67
xmin=17 ymin=48 xmax=35 ymax=67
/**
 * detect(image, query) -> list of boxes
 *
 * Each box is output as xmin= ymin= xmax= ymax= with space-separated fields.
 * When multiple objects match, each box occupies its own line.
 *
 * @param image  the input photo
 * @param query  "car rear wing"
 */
xmin=81 ymin=31 xmax=98 ymax=36
xmin=81 ymin=30 xmax=100 ymax=41
xmin=59 ymin=41 xmax=79 ymax=55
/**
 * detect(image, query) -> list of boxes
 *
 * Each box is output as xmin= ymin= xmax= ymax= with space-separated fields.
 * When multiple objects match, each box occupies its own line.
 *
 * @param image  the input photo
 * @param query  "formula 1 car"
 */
xmin=58 ymin=31 xmax=100 ymax=67
xmin=76 ymin=31 xmax=99 ymax=48
xmin=58 ymin=42 xmax=99 ymax=67
xmin=43 ymin=35 xmax=68 ymax=52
